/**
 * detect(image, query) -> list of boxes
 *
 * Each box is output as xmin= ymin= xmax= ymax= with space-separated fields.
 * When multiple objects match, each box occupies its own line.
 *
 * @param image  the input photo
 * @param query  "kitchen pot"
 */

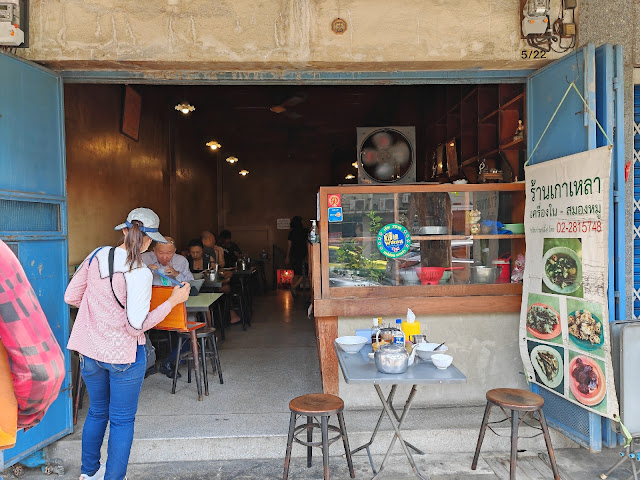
xmin=470 ymin=266 xmax=500 ymax=284
xmin=374 ymin=343 xmax=409 ymax=374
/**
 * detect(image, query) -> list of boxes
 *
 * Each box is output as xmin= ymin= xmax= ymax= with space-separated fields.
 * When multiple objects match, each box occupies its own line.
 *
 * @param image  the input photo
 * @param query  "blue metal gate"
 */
xmin=0 ymin=52 xmax=71 ymax=468
xmin=526 ymin=43 xmax=625 ymax=452
xmin=633 ymin=85 xmax=640 ymax=319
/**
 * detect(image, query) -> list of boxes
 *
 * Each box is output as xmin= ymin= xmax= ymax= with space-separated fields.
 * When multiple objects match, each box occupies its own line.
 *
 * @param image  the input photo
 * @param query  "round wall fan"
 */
xmin=357 ymin=127 xmax=416 ymax=184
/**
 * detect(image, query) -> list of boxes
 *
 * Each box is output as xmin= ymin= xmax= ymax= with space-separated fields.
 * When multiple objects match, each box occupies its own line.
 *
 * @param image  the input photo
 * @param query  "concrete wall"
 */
xmin=23 ymin=0 xmax=571 ymax=71
xmin=337 ymin=313 xmax=527 ymax=409
xmin=65 ymin=84 xmax=171 ymax=265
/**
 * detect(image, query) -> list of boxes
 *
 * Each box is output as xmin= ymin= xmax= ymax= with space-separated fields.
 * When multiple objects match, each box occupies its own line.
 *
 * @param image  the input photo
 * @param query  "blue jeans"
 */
xmin=80 ymin=344 xmax=146 ymax=480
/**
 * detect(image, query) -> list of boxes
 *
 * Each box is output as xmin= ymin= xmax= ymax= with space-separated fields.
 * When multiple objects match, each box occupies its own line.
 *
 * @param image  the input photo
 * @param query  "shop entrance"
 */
xmin=0 ymin=43 xmax=625 ymax=468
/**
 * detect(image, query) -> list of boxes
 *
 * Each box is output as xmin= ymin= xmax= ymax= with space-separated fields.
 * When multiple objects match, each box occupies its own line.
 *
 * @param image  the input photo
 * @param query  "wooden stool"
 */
xmin=283 ymin=394 xmax=355 ymax=480
xmin=472 ymin=388 xmax=560 ymax=480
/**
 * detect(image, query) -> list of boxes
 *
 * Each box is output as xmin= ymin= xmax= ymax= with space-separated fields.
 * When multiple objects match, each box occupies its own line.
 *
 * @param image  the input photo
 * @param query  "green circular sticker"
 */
xmin=377 ymin=223 xmax=411 ymax=258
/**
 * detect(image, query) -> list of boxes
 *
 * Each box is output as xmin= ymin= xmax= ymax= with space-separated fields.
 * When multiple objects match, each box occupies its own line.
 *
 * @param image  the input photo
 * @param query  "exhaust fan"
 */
xmin=356 ymin=127 xmax=416 ymax=184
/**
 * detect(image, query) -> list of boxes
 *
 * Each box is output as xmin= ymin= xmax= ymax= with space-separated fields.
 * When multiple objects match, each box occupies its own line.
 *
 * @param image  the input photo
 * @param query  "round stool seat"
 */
xmin=486 ymin=388 xmax=544 ymax=411
xmin=179 ymin=327 xmax=216 ymax=339
xmin=289 ymin=394 xmax=344 ymax=416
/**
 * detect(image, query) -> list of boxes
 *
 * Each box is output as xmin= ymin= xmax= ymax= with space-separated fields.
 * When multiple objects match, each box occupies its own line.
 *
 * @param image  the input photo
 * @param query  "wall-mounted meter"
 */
xmin=522 ymin=0 xmax=550 ymax=36
xmin=0 ymin=1 xmax=25 ymax=47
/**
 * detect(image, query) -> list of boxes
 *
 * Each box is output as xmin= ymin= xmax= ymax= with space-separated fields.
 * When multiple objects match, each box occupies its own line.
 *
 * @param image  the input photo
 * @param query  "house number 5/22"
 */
xmin=521 ymin=49 xmax=547 ymax=59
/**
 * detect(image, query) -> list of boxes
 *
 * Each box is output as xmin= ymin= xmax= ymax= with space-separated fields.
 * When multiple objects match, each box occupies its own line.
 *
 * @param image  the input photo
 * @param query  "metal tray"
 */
xmin=414 ymin=226 xmax=447 ymax=235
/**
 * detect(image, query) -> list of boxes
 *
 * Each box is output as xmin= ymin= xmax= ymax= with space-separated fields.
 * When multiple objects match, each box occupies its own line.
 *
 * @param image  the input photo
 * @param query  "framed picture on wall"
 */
xmin=121 ymin=85 xmax=141 ymax=141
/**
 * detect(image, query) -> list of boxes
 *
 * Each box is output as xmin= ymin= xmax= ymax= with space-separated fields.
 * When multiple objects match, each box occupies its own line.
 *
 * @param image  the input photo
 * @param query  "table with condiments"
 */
xmin=334 ymin=341 xmax=466 ymax=480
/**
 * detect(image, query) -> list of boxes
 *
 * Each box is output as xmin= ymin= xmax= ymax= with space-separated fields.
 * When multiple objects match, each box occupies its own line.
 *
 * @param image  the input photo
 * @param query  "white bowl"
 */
xmin=414 ymin=343 xmax=449 ymax=361
xmin=432 ymin=354 xmax=453 ymax=369
xmin=336 ymin=336 xmax=368 ymax=353
xmin=399 ymin=269 xmax=420 ymax=285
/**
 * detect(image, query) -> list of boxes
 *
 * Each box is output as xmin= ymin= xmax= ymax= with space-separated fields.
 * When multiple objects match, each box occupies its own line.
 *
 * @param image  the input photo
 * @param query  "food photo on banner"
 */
xmin=518 ymin=146 xmax=619 ymax=420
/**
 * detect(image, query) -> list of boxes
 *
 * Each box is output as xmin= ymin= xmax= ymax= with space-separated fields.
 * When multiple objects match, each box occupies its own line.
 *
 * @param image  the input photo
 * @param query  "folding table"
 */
xmin=335 ymin=343 xmax=466 ymax=479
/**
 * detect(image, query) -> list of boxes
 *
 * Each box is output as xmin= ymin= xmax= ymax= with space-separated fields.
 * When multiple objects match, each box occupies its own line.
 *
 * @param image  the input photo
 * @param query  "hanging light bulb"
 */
xmin=206 ymin=140 xmax=222 ymax=150
xmin=226 ymin=156 xmax=239 ymax=164
xmin=239 ymin=169 xmax=249 ymax=176
xmin=351 ymin=161 xmax=358 ymax=169
xmin=175 ymin=103 xmax=195 ymax=114
xmin=345 ymin=174 xmax=355 ymax=180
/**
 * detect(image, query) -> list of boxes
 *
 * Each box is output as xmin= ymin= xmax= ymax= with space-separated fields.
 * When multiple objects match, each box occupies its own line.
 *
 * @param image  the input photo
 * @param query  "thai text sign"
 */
xmin=519 ymin=147 xmax=619 ymax=420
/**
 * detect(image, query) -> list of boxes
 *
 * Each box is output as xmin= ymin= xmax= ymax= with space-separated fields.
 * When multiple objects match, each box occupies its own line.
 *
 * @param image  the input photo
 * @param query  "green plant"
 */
xmin=367 ymin=210 xmax=383 ymax=234
xmin=335 ymin=239 xmax=386 ymax=284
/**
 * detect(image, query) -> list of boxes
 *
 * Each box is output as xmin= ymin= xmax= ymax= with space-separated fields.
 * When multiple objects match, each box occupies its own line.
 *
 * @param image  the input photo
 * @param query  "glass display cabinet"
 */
xmin=316 ymin=183 xmax=525 ymax=302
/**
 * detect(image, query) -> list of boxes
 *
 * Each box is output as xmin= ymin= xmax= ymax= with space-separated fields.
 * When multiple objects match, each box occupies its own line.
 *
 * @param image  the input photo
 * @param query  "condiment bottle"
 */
xmin=370 ymin=318 xmax=380 ymax=344
xmin=309 ymin=220 xmax=317 ymax=244
xmin=393 ymin=319 xmax=404 ymax=346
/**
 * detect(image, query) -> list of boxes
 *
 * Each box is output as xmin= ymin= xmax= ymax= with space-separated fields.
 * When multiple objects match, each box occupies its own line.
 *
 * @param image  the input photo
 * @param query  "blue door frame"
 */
xmin=0 ymin=52 xmax=71 ymax=469
xmin=526 ymin=43 xmax=625 ymax=452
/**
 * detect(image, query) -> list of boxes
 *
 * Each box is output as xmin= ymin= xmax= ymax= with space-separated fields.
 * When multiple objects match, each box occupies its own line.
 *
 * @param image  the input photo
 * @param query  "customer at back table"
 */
xmin=65 ymin=208 xmax=190 ymax=480
xmin=201 ymin=231 xmax=225 ymax=267
xmin=142 ymin=237 xmax=193 ymax=286
xmin=218 ymin=229 xmax=243 ymax=267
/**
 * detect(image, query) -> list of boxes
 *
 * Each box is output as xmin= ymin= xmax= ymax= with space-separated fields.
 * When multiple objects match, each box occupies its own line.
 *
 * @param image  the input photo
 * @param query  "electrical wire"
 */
xmin=526 ymin=0 xmax=575 ymax=54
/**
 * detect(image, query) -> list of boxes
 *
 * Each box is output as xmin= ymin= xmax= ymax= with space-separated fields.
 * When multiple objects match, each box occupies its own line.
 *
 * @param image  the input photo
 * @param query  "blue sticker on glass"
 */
xmin=328 ymin=207 xmax=343 ymax=223
xmin=377 ymin=223 xmax=411 ymax=258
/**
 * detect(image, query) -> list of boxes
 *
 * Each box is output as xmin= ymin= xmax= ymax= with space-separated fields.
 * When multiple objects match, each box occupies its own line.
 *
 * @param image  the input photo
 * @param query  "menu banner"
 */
xmin=519 ymin=147 xmax=619 ymax=420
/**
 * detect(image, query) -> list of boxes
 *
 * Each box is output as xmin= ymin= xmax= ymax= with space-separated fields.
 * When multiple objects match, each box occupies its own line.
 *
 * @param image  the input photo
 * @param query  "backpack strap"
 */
xmin=108 ymin=247 xmax=125 ymax=310
xmin=88 ymin=247 xmax=105 ymax=266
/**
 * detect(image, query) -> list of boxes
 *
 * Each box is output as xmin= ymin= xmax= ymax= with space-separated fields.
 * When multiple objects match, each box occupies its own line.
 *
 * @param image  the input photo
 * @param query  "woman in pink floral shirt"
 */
xmin=65 ymin=208 xmax=189 ymax=480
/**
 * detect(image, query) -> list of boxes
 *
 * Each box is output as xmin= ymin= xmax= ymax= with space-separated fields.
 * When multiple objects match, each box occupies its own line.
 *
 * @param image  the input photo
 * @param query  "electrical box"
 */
xmin=521 ymin=0 xmax=550 ymax=36
xmin=0 ymin=1 xmax=26 ymax=47
xmin=562 ymin=22 xmax=576 ymax=36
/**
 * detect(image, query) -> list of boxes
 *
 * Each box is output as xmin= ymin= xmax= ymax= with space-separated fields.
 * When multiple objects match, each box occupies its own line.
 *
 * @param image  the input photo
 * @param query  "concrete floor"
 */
xmin=3 ymin=448 xmax=634 ymax=479
xmin=2 ymin=291 xmax=633 ymax=479
xmin=70 ymin=289 xmax=324 ymax=439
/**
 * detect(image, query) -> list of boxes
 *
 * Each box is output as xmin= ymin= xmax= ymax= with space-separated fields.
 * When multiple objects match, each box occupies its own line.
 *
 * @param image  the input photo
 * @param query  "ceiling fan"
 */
xmin=269 ymin=92 xmax=308 ymax=119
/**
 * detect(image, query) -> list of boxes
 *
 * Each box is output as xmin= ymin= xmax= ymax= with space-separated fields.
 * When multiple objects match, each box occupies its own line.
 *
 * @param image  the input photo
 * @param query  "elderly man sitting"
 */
xmin=142 ymin=237 xmax=193 ymax=286
xmin=142 ymin=237 xmax=194 ymax=378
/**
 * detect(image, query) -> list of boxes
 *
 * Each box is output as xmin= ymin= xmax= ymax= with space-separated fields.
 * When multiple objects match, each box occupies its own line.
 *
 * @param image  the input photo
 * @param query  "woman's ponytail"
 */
xmin=124 ymin=220 xmax=145 ymax=269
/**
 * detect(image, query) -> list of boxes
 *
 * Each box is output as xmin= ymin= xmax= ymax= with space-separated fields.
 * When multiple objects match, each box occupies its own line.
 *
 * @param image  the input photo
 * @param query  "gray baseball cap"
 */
xmin=114 ymin=208 xmax=168 ymax=243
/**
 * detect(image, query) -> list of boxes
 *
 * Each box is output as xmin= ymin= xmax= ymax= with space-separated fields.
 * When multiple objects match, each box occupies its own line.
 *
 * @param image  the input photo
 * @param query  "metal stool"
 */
xmin=472 ymin=388 xmax=560 ymax=480
xmin=229 ymin=292 xmax=248 ymax=330
xmin=283 ymin=394 xmax=355 ymax=480
xmin=172 ymin=327 xmax=222 ymax=396
xmin=188 ymin=326 xmax=223 ymax=393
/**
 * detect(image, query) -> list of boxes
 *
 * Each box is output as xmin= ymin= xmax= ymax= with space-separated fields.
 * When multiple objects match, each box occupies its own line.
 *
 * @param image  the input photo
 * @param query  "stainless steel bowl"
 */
xmin=470 ymin=266 xmax=499 ymax=284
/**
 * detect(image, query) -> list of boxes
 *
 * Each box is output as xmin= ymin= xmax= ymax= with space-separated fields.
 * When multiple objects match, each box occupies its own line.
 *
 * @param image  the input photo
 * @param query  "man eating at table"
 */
xmin=142 ymin=237 xmax=194 ymax=286
xmin=142 ymin=237 xmax=194 ymax=378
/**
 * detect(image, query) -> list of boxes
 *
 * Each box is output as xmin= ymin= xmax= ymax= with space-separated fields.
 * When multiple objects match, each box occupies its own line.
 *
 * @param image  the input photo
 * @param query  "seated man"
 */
xmin=201 ymin=231 xmax=225 ymax=267
xmin=142 ymin=237 xmax=193 ymax=286
xmin=218 ymin=230 xmax=243 ymax=267
xmin=142 ymin=238 xmax=194 ymax=378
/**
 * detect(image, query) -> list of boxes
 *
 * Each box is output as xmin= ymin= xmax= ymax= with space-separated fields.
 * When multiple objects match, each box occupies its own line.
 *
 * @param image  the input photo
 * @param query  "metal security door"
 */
xmin=526 ymin=43 xmax=624 ymax=451
xmin=0 ymin=52 xmax=71 ymax=468
xmin=634 ymin=85 xmax=640 ymax=319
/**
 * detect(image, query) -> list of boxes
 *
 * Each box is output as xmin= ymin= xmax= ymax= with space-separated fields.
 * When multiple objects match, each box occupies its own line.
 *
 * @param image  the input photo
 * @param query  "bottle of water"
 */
xmin=394 ymin=319 xmax=404 ymax=346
